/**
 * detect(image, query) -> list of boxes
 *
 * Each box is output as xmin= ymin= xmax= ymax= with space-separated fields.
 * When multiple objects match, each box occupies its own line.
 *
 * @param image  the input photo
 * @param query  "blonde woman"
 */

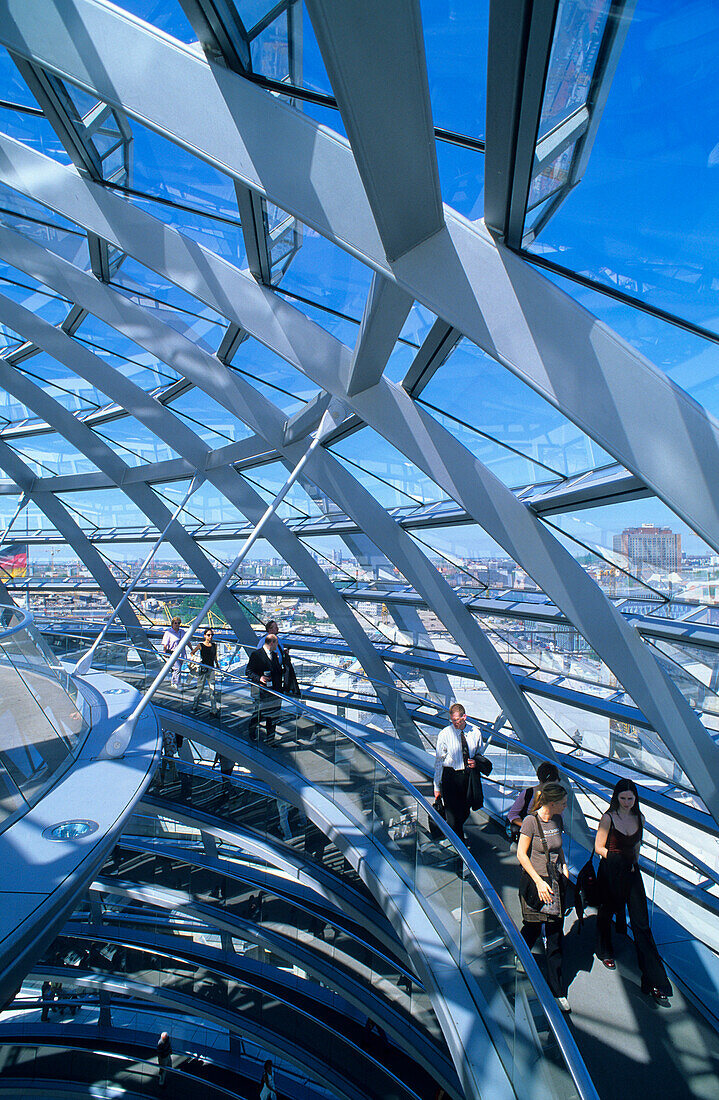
xmin=517 ymin=782 xmax=571 ymax=1012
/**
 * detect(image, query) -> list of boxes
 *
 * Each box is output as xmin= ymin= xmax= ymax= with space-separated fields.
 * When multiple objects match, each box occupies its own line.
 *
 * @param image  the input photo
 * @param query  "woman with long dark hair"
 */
xmin=595 ymin=778 xmax=672 ymax=1006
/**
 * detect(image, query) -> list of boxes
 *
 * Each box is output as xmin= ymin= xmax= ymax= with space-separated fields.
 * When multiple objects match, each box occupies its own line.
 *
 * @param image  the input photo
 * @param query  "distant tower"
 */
xmin=613 ymin=524 xmax=681 ymax=573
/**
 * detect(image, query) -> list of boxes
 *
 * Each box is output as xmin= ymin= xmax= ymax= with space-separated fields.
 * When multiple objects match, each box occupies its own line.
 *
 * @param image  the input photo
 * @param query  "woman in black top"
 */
xmin=190 ymin=627 xmax=220 ymax=715
xmin=595 ymin=778 xmax=671 ymax=1006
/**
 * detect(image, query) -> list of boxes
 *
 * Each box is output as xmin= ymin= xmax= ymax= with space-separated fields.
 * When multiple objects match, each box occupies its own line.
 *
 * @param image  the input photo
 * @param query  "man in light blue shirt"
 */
xmin=434 ymin=702 xmax=485 ymax=844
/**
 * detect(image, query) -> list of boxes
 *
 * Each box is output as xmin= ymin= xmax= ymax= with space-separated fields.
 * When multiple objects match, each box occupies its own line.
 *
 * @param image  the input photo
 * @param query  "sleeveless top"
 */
xmin=606 ymin=814 xmax=641 ymax=857
xmin=199 ymin=641 xmax=217 ymax=667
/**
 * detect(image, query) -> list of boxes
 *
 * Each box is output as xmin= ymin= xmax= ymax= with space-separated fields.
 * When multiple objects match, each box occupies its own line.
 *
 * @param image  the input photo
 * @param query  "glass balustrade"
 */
xmin=55 ymin=631 xmax=716 ymax=914
xmin=38 ymin=933 xmax=434 ymax=1100
xmin=60 ymin=637 xmax=592 ymax=1099
xmin=0 ymin=1040 xmax=249 ymax=1098
xmin=0 ymin=606 xmax=91 ymax=833
xmin=105 ymin=796 xmax=439 ymax=1044
xmin=43 ymin=625 xmax=718 ymax=1095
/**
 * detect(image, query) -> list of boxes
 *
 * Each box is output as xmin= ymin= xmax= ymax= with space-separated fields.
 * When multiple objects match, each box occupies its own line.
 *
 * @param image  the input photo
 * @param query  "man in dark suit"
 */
xmin=245 ymin=634 xmax=283 ymax=741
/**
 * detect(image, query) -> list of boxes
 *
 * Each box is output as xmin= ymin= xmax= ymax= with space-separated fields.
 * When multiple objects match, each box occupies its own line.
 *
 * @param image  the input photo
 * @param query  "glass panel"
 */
xmin=165 ymin=390 xmax=254 ymax=447
xmin=538 ymin=0 xmax=612 ymax=138
xmin=331 ymin=426 xmax=450 ymax=508
xmin=0 ymin=261 xmax=73 ymax=326
xmin=420 ymin=0 xmax=489 ymax=141
xmin=231 ymin=335 xmax=320 ymax=409
xmin=0 ymin=103 xmax=73 ymax=164
xmin=112 ymin=256 xmax=228 ymax=349
xmin=0 ymin=182 xmax=91 ymax=269
xmin=109 ymin=0 xmax=198 ymax=42
xmin=8 ymin=435 xmax=103 ymax=478
xmin=436 ymin=140 xmax=484 ymax=220
xmin=421 ymin=337 xmax=613 ymax=479
xmin=72 ymin=314 xmax=181 ymax=391
xmin=0 ymin=605 xmax=91 ymax=831
xmin=526 ymin=1 xmax=719 ymax=335
xmin=272 ymin=214 xmax=373 ymax=321
xmin=533 ymin=263 xmax=719 ymax=418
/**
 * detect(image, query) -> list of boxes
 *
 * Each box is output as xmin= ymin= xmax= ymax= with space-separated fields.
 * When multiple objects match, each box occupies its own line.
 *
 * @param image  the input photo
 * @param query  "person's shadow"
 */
xmin=562 ymin=910 xmax=599 ymax=986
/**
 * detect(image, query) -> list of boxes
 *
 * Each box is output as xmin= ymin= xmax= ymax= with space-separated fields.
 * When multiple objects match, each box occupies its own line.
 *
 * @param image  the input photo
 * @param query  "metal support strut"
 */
xmin=101 ymin=413 xmax=333 ymax=758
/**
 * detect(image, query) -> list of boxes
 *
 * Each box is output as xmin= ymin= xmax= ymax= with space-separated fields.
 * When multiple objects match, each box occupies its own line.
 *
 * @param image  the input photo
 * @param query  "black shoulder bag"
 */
xmin=428 ymin=794 xmax=446 ymax=841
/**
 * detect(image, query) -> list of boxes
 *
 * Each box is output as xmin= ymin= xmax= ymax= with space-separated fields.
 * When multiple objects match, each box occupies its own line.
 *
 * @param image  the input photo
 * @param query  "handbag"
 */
xmin=282 ymin=655 xmax=301 ymax=698
xmin=428 ymin=794 xmax=446 ymax=841
xmin=574 ymin=855 xmax=600 ymax=929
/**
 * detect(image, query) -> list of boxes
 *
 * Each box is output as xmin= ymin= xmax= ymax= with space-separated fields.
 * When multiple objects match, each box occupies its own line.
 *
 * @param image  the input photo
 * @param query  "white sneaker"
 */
xmin=556 ymin=996 xmax=571 ymax=1013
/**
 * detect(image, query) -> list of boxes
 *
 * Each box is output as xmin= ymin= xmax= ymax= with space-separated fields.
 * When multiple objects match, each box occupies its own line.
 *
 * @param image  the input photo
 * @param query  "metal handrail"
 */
xmin=68 ymin=632 xmax=717 ymax=891
xmin=148 ymin=670 xmax=599 ymax=1099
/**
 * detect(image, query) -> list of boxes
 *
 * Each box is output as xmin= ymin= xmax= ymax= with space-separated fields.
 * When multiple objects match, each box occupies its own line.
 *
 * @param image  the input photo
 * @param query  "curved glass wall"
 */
xmin=0 ymin=604 xmax=89 ymax=830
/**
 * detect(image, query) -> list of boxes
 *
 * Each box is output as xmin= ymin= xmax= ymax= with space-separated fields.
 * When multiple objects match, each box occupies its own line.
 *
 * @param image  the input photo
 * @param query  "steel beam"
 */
xmin=0 ymin=317 xmax=259 ymax=646
xmin=282 ymin=391 xmax=333 ymax=447
xmin=0 ymin=277 xmax=420 ymax=744
xmin=305 ymin=0 xmax=443 ymax=261
xmin=234 ymin=183 xmax=272 ymax=284
xmin=0 ymin=439 xmax=151 ymax=645
xmin=11 ymin=55 xmax=120 ymax=281
xmin=177 ymin=0 xmax=251 ymax=72
xmin=344 ymin=275 xmax=413 ymax=397
xmin=484 ymin=0 xmax=558 ymax=246
xmin=0 ymin=228 xmax=559 ymax=761
xmin=525 ymin=1 xmax=638 ymax=247
xmin=0 ymin=227 xmax=586 ymax=814
xmin=0 ymin=159 xmax=714 ymax=821
xmin=401 ymin=320 xmax=461 ymax=397
xmin=0 ymin=103 xmax=713 ymax=560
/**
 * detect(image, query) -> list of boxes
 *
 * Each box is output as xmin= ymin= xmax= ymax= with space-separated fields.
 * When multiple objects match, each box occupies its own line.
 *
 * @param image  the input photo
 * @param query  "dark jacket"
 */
xmin=157 ymin=1036 xmax=172 ymax=1059
xmin=282 ymin=652 xmax=301 ymax=697
xmin=245 ymin=646 xmax=283 ymax=693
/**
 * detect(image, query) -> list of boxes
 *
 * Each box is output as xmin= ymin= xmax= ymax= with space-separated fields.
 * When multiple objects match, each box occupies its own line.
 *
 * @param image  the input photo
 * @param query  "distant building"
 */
xmin=613 ymin=524 xmax=681 ymax=573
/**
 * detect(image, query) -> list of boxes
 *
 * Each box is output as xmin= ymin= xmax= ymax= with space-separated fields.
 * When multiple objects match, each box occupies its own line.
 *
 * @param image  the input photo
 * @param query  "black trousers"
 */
xmin=596 ymin=859 xmax=671 ymax=995
xmin=522 ymin=919 xmax=565 ymax=997
xmin=248 ymin=694 xmax=279 ymax=741
xmin=441 ymin=766 xmax=469 ymax=843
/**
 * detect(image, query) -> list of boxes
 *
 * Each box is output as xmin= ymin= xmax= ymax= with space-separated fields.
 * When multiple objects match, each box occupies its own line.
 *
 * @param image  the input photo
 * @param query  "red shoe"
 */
xmin=601 ymin=958 xmax=616 ymax=970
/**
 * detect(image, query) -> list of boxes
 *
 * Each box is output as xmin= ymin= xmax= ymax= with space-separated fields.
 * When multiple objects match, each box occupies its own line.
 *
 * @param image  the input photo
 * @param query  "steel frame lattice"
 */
xmin=0 ymin=0 xmax=717 ymax=827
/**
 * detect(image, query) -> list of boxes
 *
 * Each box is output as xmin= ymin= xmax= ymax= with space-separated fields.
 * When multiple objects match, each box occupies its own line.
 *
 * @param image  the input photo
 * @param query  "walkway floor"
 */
xmin=464 ymin=814 xmax=719 ymax=1100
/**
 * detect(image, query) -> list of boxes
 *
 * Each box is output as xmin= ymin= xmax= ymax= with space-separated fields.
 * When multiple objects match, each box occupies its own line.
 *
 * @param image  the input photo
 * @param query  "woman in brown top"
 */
xmin=517 ymin=782 xmax=570 ymax=1012
xmin=595 ymin=778 xmax=672 ymax=1007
